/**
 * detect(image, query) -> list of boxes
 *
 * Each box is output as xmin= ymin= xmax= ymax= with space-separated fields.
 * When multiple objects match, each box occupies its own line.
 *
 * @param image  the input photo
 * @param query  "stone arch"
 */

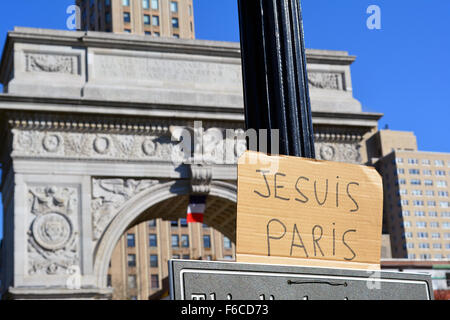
xmin=93 ymin=179 xmax=237 ymax=288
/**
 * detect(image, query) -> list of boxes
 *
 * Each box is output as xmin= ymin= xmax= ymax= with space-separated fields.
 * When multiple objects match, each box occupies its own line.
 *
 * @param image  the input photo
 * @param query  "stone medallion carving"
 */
xmin=142 ymin=139 xmax=156 ymax=156
xmin=42 ymin=134 xmax=61 ymax=152
xmin=27 ymin=186 xmax=79 ymax=276
xmin=93 ymin=136 xmax=110 ymax=154
xmin=32 ymin=212 xmax=73 ymax=251
xmin=320 ymin=145 xmax=336 ymax=161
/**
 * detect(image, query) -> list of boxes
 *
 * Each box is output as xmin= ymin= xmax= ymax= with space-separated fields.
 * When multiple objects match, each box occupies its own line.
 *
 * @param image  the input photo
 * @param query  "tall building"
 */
xmin=76 ymin=0 xmax=195 ymax=39
xmin=108 ymin=218 xmax=235 ymax=300
xmin=374 ymin=131 xmax=450 ymax=260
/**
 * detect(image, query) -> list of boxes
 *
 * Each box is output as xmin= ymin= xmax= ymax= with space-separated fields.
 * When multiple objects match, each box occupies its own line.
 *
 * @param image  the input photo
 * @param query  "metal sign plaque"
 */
xmin=169 ymin=260 xmax=433 ymax=300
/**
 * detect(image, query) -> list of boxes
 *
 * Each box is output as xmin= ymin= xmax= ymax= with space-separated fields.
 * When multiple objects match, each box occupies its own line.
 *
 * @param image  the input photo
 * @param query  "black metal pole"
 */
xmin=237 ymin=0 xmax=315 ymax=158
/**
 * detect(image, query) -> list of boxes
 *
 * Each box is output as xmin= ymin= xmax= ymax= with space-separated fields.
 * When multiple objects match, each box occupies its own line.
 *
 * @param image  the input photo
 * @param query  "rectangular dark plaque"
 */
xmin=169 ymin=260 xmax=433 ymax=300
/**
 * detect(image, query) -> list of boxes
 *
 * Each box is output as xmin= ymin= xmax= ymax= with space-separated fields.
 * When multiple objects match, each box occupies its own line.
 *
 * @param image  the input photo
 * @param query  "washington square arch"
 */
xmin=0 ymin=28 xmax=382 ymax=299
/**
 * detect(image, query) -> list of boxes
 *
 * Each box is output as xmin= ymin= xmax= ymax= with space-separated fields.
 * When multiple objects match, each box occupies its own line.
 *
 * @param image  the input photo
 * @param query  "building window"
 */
xmin=396 ymin=158 xmax=404 ymax=164
xmin=438 ymin=191 xmax=449 ymax=197
xmin=172 ymin=17 xmax=179 ymax=28
xmin=172 ymin=254 xmax=180 ymax=259
xmin=410 ymin=179 xmax=421 ymax=185
xmin=426 ymin=190 xmax=435 ymax=197
xmin=173 ymin=34 xmax=180 ymax=38
xmin=153 ymin=32 xmax=160 ymax=36
xmin=122 ymin=0 xmax=130 ymax=6
xmin=203 ymin=235 xmax=211 ymax=249
xmin=144 ymin=14 xmax=151 ymax=25
xmin=409 ymin=169 xmax=420 ymax=175
xmin=145 ymin=31 xmax=151 ymax=35
xmin=430 ymin=222 xmax=439 ymax=228
xmin=143 ymin=0 xmax=150 ymax=9
xmin=397 ymin=168 xmax=405 ymax=174
xmin=107 ymin=274 xmax=112 ymax=287
xmin=408 ymin=158 xmax=418 ymax=165
xmin=428 ymin=211 xmax=438 ymax=217
xmin=182 ymin=254 xmax=190 ymax=260
xmin=435 ymin=170 xmax=446 ymax=176
xmin=418 ymin=243 xmax=430 ymax=249
xmin=128 ymin=275 xmax=137 ymax=288
xmin=402 ymin=210 xmax=410 ymax=216
xmin=223 ymin=237 xmax=232 ymax=249
xmin=180 ymin=218 xmax=188 ymax=227
xmin=152 ymin=15 xmax=160 ymax=26
xmin=427 ymin=201 xmax=436 ymax=207
xmin=423 ymin=169 xmax=432 ymax=176
xmin=124 ymin=12 xmax=131 ymax=23
xmin=149 ymin=234 xmax=157 ymax=247
xmin=408 ymin=253 xmax=416 ymax=259
xmin=124 ymin=29 xmax=131 ymax=33
xmin=148 ymin=219 xmax=156 ymax=227
xmin=443 ymin=222 xmax=450 ymax=229
xmin=435 ymin=160 xmax=444 ymax=167
xmin=433 ymin=243 xmax=442 ymax=249
xmin=420 ymin=254 xmax=431 ymax=260
xmin=411 ymin=190 xmax=422 ymax=196
xmin=151 ymin=275 xmax=159 ymax=289
xmin=127 ymin=234 xmax=135 ymax=247
xmin=171 ymin=234 xmax=179 ymax=248
xmin=403 ymin=221 xmax=411 ymax=228
xmin=417 ymin=232 xmax=428 ymax=239
xmin=432 ymin=233 xmax=441 ymax=239
xmin=422 ymin=159 xmax=430 ymax=165
xmin=414 ymin=211 xmax=425 ymax=217
xmin=441 ymin=202 xmax=450 ymax=209
xmin=150 ymin=254 xmax=158 ymax=267
xmin=171 ymin=220 xmax=178 ymax=228
xmin=400 ymin=200 xmax=409 ymax=206
xmin=106 ymin=12 xmax=111 ymax=24
xmin=416 ymin=221 xmax=427 ymax=228
xmin=127 ymin=254 xmax=136 ymax=267
xmin=437 ymin=180 xmax=448 ymax=188
xmin=181 ymin=235 xmax=189 ymax=248
xmin=151 ymin=0 xmax=159 ymax=10
xmin=170 ymin=1 xmax=178 ymax=13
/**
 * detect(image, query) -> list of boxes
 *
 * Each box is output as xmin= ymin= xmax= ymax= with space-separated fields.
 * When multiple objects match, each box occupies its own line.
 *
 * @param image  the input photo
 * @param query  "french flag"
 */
xmin=187 ymin=195 xmax=206 ymax=223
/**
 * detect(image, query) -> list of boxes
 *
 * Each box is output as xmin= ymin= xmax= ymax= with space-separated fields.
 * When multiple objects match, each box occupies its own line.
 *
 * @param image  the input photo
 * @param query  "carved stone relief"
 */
xmin=315 ymin=142 xmax=361 ymax=164
xmin=12 ymin=127 xmax=248 ymax=165
xmin=91 ymin=179 xmax=159 ymax=241
xmin=25 ymin=53 xmax=77 ymax=75
xmin=308 ymin=72 xmax=344 ymax=90
xmin=27 ymin=186 xmax=79 ymax=276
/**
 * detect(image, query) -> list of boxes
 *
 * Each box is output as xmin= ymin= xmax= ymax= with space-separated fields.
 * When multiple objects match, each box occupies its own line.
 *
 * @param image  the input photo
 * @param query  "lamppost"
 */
xmin=237 ymin=0 xmax=315 ymax=158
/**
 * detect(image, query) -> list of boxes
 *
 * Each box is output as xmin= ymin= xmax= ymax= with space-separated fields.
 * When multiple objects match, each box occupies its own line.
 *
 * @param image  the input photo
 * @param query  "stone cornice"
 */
xmin=0 ymin=94 xmax=382 ymax=130
xmin=0 ymin=27 xmax=358 ymax=84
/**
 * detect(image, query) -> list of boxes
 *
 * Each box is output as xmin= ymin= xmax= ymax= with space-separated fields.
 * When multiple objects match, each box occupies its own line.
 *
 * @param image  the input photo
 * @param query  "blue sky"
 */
xmin=0 ymin=0 xmax=449 ymax=239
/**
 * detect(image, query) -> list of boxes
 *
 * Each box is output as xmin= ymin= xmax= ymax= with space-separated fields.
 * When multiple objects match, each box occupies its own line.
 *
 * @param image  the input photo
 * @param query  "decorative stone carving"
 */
xmin=93 ymin=136 xmax=111 ymax=154
xmin=91 ymin=179 xmax=159 ymax=241
xmin=190 ymin=165 xmax=212 ymax=194
xmin=25 ymin=53 xmax=76 ymax=74
xmin=319 ymin=145 xmax=336 ymax=161
xmin=315 ymin=142 xmax=361 ymax=164
xmin=32 ymin=213 xmax=73 ymax=251
xmin=142 ymin=138 xmax=156 ymax=156
xmin=308 ymin=72 xmax=343 ymax=90
xmin=27 ymin=186 xmax=79 ymax=276
xmin=42 ymin=134 xmax=61 ymax=152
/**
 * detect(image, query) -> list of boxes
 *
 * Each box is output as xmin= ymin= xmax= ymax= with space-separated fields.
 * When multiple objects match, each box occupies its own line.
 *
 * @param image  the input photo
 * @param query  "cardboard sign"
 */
xmin=236 ymin=151 xmax=383 ymax=270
